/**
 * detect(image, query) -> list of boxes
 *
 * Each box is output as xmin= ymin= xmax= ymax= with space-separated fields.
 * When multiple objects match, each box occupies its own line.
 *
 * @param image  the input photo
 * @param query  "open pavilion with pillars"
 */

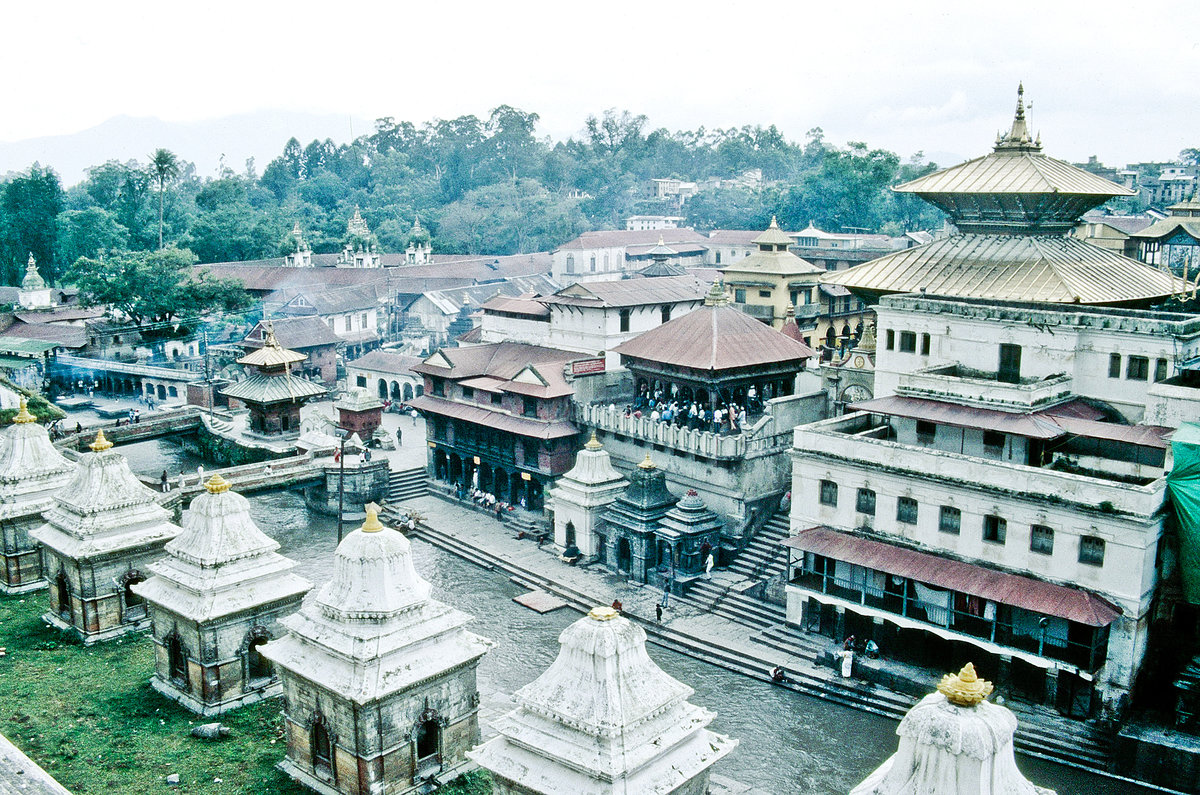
xmin=611 ymin=280 xmax=816 ymax=419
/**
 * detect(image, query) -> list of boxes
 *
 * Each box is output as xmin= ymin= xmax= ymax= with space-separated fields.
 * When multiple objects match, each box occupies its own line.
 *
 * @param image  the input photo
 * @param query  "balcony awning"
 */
xmin=783 ymin=526 xmax=1122 ymax=627
xmin=410 ymin=395 xmax=578 ymax=440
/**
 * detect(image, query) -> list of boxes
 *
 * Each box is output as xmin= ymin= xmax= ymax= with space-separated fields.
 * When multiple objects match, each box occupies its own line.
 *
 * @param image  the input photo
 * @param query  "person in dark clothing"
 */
xmin=611 ymin=599 xmax=622 ymax=613
xmin=160 ymin=470 xmax=169 ymax=493
xmin=656 ymin=604 xmax=663 ymax=622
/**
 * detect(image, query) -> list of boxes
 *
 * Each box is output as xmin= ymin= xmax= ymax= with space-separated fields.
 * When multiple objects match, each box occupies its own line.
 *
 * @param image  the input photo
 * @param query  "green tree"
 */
xmin=0 ymin=164 xmax=64 ymax=284
xmin=438 ymin=179 xmax=585 ymax=255
xmin=66 ymin=247 xmax=248 ymax=332
xmin=55 ymin=207 xmax=129 ymax=265
xmin=149 ymin=148 xmax=180 ymax=249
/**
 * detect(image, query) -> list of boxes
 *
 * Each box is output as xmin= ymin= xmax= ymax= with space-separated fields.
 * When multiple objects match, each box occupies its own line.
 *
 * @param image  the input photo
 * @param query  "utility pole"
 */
xmin=337 ymin=436 xmax=346 ymax=542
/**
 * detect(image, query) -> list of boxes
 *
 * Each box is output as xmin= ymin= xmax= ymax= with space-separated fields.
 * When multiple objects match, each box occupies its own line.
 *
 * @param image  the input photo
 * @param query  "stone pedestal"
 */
xmin=336 ymin=388 xmax=383 ymax=440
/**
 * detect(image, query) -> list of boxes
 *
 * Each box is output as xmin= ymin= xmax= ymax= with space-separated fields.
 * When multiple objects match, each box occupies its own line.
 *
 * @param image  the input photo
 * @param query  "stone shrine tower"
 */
xmin=134 ymin=474 xmax=311 ymax=716
xmin=0 ymin=398 xmax=75 ymax=593
xmin=600 ymin=454 xmax=678 ymax=583
xmin=18 ymin=254 xmax=53 ymax=309
xmin=469 ymin=605 xmax=737 ymax=794
xmin=336 ymin=386 xmax=383 ymax=439
xmin=405 ymin=216 xmax=431 ymax=265
xmin=850 ymin=663 xmax=1054 ymax=795
xmin=283 ymin=222 xmax=313 ymax=268
xmin=261 ymin=505 xmax=492 ymax=795
xmin=655 ymin=489 xmax=723 ymax=584
xmin=547 ymin=433 xmax=628 ymax=560
xmin=31 ymin=430 xmax=181 ymax=644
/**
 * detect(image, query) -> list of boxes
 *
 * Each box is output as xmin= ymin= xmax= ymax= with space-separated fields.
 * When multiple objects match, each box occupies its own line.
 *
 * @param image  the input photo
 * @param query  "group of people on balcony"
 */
xmin=623 ymin=387 xmax=763 ymax=436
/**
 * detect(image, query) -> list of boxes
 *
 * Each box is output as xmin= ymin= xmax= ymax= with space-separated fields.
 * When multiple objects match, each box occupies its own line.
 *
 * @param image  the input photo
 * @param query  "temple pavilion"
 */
xmin=260 ymin=505 xmax=491 ymax=795
xmin=468 ymin=605 xmax=737 ymax=794
xmin=547 ymin=433 xmax=628 ymax=561
xmin=612 ymin=279 xmax=816 ymax=414
xmin=850 ymin=663 xmax=1054 ymax=795
xmin=31 ymin=430 xmax=181 ymax=644
xmin=0 ymin=398 xmax=75 ymax=593
xmin=221 ymin=323 xmax=327 ymax=437
xmin=600 ymin=454 xmax=678 ymax=584
xmin=827 ymin=85 xmax=1180 ymax=307
xmin=134 ymin=474 xmax=311 ymax=716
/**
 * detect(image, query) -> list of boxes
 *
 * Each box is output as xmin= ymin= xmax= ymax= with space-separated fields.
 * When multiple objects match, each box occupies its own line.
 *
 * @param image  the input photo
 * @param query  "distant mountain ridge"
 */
xmin=0 ymin=111 xmax=373 ymax=186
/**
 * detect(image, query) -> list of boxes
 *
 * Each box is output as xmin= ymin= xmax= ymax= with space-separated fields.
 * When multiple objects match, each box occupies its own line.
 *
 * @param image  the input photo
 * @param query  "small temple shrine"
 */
xmin=850 ymin=663 xmax=1054 ymax=795
xmin=134 ymin=475 xmax=311 ymax=716
xmin=261 ymin=505 xmax=491 ymax=794
xmin=0 ymin=398 xmax=76 ymax=593
xmin=612 ymin=279 xmax=815 ymax=416
xmin=655 ymin=488 xmax=724 ymax=582
xmin=335 ymin=386 xmax=383 ymax=440
xmin=31 ymin=430 xmax=181 ymax=644
xmin=19 ymin=253 xmax=53 ymax=309
xmin=221 ymin=323 xmax=327 ymax=438
xmin=468 ymin=605 xmax=737 ymax=794
xmin=547 ymin=433 xmax=628 ymax=561
xmin=600 ymin=454 xmax=678 ymax=583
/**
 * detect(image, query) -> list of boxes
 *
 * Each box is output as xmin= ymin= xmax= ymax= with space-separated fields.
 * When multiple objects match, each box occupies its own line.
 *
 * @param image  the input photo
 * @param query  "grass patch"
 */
xmin=0 ymin=594 xmax=492 ymax=794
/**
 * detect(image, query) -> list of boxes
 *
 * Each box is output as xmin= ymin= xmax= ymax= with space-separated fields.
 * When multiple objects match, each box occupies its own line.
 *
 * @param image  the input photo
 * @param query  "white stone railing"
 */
xmin=574 ymin=402 xmax=793 ymax=460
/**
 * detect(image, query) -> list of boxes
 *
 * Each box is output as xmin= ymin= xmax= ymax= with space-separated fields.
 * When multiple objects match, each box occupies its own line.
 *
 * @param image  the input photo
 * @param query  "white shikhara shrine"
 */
xmin=469 ymin=605 xmax=737 ymax=794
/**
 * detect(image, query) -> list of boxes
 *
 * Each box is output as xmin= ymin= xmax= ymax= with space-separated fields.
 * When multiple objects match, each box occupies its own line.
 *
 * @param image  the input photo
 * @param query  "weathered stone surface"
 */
xmin=189 ymin=723 xmax=230 ymax=739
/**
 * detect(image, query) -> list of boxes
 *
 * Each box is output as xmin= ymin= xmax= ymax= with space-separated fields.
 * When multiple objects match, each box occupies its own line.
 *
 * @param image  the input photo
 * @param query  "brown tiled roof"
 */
xmin=410 ymin=395 xmax=578 ymax=440
xmin=541 ymin=275 xmax=709 ymax=309
xmin=0 ymin=321 xmax=87 ymax=348
xmin=346 ymin=349 xmax=423 ymax=376
xmin=613 ymin=303 xmax=816 ymax=371
xmin=784 ymin=526 xmax=1121 ymax=627
xmin=705 ymin=230 xmax=762 ymax=246
xmin=278 ymin=284 xmax=380 ymax=315
xmin=479 ymin=295 xmax=551 ymax=318
xmin=554 ymin=228 xmax=707 ymax=251
xmin=413 ymin=342 xmax=578 ymax=385
xmin=456 ymin=326 xmax=484 ymax=344
xmin=243 ymin=316 xmax=340 ymax=351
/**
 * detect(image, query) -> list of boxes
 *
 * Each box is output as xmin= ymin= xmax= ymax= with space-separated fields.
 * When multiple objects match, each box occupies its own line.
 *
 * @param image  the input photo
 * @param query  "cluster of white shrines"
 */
xmin=0 ymin=402 xmax=1054 ymax=794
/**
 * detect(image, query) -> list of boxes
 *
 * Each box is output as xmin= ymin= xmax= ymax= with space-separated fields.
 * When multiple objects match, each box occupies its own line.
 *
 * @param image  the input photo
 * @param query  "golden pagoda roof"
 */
xmin=236 ymin=322 xmax=307 ymax=368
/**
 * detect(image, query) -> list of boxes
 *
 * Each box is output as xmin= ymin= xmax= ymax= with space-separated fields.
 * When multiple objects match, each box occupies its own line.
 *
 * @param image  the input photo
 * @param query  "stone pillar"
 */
xmin=1043 ymin=667 xmax=1059 ymax=707
xmin=996 ymin=655 xmax=1012 ymax=692
xmin=834 ymin=606 xmax=846 ymax=641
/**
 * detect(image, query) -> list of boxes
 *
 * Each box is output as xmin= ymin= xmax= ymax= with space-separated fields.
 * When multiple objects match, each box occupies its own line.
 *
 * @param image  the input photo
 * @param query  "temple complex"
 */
xmin=827 ymin=85 xmax=1180 ymax=307
xmin=221 ymin=323 xmax=327 ymax=438
xmin=547 ymin=433 xmax=628 ymax=560
xmin=850 ymin=663 xmax=1054 ymax=794
xmin=0 ymin=398 xmax=75 ymax=593
xmin=261 ymin=505 xmax=491 ymax=794
xmin=31 ymin=430 xmax=181 ymax=644
xmin=134 ymin=475 xmax=311 ymax=716
xmin=468 ymin=605 xmax=737 ymax=794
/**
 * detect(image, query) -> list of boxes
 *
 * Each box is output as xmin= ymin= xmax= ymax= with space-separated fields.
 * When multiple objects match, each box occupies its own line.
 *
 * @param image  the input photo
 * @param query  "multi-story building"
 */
xmin=625 ymin=215 xmax=685 ymax=231
xmin=277 ymin=285 xmax=381 ymax=360
xmin=551 ymin=228 xmax=709 ymax=284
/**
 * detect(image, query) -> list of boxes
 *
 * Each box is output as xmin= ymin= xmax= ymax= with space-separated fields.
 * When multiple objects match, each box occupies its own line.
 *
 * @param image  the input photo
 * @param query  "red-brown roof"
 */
xmin=410 ymin=395 xmax=578 ymax=440
xmin=413 ymin=342 xmax=579 ymax=398
xmin=554 ymin=228 xmax=707 ymax=251
xmin=613 ymin=303 xmax=816 ymax=371
xmin=541 ymin=275 xmax=709 ymax=309
xmin=243 ymin=316 xmax=340 ymax=351
xmin=784 ymin=526 xmax=1122 ymax=627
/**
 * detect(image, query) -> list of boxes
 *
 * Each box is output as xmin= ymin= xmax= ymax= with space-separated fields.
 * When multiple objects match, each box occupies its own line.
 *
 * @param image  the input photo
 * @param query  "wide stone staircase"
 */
xmin=387 ymin=466 xmax=430 ymax=502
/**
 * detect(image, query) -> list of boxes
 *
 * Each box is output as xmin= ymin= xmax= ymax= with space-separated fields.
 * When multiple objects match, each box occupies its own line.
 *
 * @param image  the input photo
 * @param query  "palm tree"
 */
xmin=150 ymin=148 xmax=179 ymax=249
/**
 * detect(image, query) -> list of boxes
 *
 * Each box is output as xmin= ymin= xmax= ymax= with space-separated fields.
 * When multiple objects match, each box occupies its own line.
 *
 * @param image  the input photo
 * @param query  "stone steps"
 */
xmin=387 ymin=467 xmax=429 ymax=503
xmin=682 ymin=580 xmax=785 ymax=631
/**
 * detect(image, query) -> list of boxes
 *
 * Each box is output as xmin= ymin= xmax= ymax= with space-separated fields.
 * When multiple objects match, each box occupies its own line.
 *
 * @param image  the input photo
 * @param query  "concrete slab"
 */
xmin=513 ymin=589 xmax=568 ymax=613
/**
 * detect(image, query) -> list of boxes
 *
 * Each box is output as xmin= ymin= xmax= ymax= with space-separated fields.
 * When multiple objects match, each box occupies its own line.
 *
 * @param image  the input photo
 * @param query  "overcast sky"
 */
xmin=6 ymin=0 xmax=1199 ymax=170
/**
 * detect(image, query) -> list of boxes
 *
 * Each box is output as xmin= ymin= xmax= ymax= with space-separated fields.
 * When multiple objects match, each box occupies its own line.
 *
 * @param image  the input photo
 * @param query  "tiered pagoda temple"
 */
xmin=547 ymin=433 xmax=628 ymax=561
xmin=468 ymin=605 xmax=737 ymax=794
xmin=261 ymin=505 xmax=491 ymax=794
xmin=134 ymin=474 xmax=311 ymax=716
xmin=31 ymin=430 xmax=181 ymax=644
xmin=612 ymin=279 xmax=815 ymax=414
xmin=600 ymin=454 xmax=678 ymax=583
xmin=828 ymin=85 xmax=1180 ymax=307
xmin=850 ymin=663 xmax=1054 ymax=795
xmin=221 ymin=323 xmax=327 ymax=438
xmin=656 ymin=488 xmax=724 ymax=581
xmin=0 ymin=398 xmax=75 ymax=593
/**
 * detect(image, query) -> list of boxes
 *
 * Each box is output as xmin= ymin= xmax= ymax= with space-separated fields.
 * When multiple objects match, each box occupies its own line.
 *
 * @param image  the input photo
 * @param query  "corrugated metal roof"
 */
xmin=783 ymin=526 xmax=1122 ymax=627
xmin=895 ymin=150 xmax=1134 ymax=198
xmin=825 ymin=234 xmax=1181 ymax=304
xmin=542 ymin=275 xmax=709 ymax=308
xmin=410 ymin=395 xmax=578 ymax=440
xmin=848 ymin=395 xmax=1066 ymax=440
xmin=1131 ymin=217 xmax=1200 ymax=242
xmin=554 ymin=228 xmax=707 ymax=251
xmin=720 ymin=248 xmax=823 ymax=277
xmin=220 ymin=372 xmax=327 ymax=404
xmin=613 ymin=303 xmax=816 ymax=371
xmin=346 ymin=349 xmax=423 ymax=376
xmin=243 ymin=316 xmax=340 ymax=351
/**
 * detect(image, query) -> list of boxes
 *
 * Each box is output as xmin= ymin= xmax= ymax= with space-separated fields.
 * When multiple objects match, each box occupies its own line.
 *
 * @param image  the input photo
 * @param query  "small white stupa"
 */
xmin=547 ymin=433 xmax=628 ymax=559
xmin=850 ymin=663 xmax=1055 ymax=795
xmin=18 ymin=253 xmax=53 ymax=309
xmin=469 ymin=605 xmax=737 ymax=794
xmin=31 ymin=430 xmax=182 ymax=643
xmin=134 ymin=474 xmax=312 ymax=715
xmin=0 ymin=398 xmax=75 ymax=593
xmin=260 ymin=504 xmax=491 ymax=794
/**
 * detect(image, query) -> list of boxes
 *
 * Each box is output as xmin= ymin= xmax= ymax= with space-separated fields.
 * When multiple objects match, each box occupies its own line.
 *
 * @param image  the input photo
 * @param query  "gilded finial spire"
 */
xmin=361 ymin=502 xmax=384 ymax=533
xmin=704 ymin=279 xmax=729 ymax=307
xmin=937 ymin=662 xmax=994 ymax=706
xmin=637 ymin=453 xmax=656 ymax=470
xmin=12 ymin=397 xmax=36 ymax=425
xmin=995 ymin=83 xmax=1040 ymax=153
xmin=588 ymin=605 xmax=618 ymax=621
xmin=585 ymin=431 xmax=602 ymax=451
xmin=89 ymin=429 xmax=113 ymax=452
xmin=204 ymin=474 xmax=231 ymax=494
xmin=263 ymin=320 xmax=281 ymax=350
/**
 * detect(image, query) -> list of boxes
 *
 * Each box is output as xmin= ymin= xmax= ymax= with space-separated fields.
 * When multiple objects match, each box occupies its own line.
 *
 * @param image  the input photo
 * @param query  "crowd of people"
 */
xmin=620 ymin=384 xmax=766 ymax=436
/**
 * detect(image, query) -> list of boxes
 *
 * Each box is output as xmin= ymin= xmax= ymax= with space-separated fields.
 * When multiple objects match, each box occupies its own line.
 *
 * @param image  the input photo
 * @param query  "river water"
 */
xmin=122 ymin=438 xmax=1151 ymax=794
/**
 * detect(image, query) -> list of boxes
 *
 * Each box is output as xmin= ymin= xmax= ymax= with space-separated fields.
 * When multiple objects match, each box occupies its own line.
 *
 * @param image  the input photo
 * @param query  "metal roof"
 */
xmin=613 ymin=303 xmax=816 ymax=371
xmin=542 ymin=275 xmax=709 ymax=309
xmin=784 ymin=526 xmax=1122 ymax=627
xmin=243 ymin=316 xmax=340 ymax=351
xmin=410 ymin=395 xmax=578 ymax=440
xmin=848 ymin=395 xmax=1066 ymax=440
xmin=554 ymin=228 xmax=707 ymax=252
xmin=220 ymin=372 xmax=327 ymax=404
xmin=0 ymin=338 xmax=59 ymax=355
xmin=895 ymin=151 xmax=1134 ymax=198
xmin=347 ymin=349 xmax=423 ymax=377
xmin=825 ymin=233 xmax=1181 ymax=305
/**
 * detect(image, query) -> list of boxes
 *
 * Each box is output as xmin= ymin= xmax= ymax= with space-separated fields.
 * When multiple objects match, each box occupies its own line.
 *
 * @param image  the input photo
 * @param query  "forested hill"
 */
xmin=0 ymin=106 xmax=946 ymax=287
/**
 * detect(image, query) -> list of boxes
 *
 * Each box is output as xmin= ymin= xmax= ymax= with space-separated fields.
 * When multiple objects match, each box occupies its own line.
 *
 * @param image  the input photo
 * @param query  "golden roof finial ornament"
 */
xmin=204 ymin=474 xmax=231 ymax=494
xmin=588 ymin=605 xmax=618 ymax=621
xmin=361 ymin=502 xmax=384 ymax=533
xmin=263 ymin=320 xmax=281 ymax=350
xmin=937 ymin=662 xmax=993 ymax=706
xmin=703 ymin=278 xmax=729 ymax=307
xmin=89 ymin=429 xmax=113 ymax=452
xmin=637 ymin=453 xmax=656 ymax=470
xmin=12 ymin=397 xmax=36 ymax=425
xmin=585 ymin=431 xmax=603 ymax=451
